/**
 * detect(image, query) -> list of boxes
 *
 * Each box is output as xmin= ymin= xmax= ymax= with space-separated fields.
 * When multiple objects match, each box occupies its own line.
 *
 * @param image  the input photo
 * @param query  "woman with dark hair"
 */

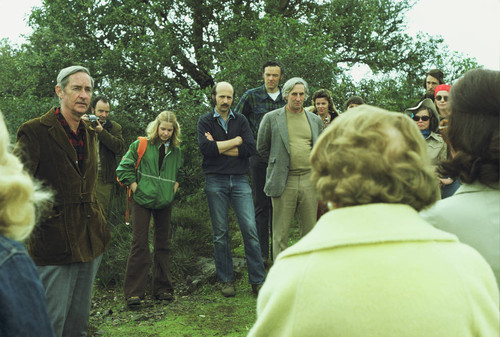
xmin=421 ymin=68 xmax=500 ymax=289
xmin=405 ymin=98 xmax=451 ymax=196
xmin=406 ymin=98 xmax=446 ymax=170
xmin=311 ymin=89 xmax=338 ymax=128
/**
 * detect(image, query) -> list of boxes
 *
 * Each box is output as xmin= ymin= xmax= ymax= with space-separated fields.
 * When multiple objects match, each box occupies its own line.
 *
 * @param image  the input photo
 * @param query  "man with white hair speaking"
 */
xmin=257 ymin=77 xmax=323 ymax=260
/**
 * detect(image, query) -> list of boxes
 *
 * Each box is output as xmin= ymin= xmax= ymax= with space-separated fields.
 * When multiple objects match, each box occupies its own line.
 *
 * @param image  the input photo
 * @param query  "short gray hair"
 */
xmin=56 ymin=66 xmax=94 ymax=90
xmin=282 ymin=77 xmax=309 ymax=100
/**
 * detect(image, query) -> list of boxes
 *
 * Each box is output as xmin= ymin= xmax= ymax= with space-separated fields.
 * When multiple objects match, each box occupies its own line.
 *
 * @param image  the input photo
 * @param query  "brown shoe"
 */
xmin=221 ymin=282 xmax=236 ymax=297
xmin=126 ymin=296 xmax=141 ymax=308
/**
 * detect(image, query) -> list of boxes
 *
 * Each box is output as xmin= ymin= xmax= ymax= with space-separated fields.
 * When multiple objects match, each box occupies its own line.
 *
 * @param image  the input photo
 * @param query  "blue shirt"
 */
xmin=0 ymin=234 xmax=55 ymax=337
xmin=198 ymin=110 xmax=256 ymax=175
xmin=213 ymin=109 xmax=235 ymax=133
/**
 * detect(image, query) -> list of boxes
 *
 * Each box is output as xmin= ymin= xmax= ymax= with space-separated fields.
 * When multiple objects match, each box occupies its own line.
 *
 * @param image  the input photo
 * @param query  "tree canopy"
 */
xmin=1 ymin=0 xmax=479 ymax=138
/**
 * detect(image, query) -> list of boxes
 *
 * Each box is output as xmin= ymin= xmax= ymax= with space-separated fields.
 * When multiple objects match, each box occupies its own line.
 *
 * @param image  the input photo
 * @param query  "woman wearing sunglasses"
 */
xmin=406 ymin=99 xmax=446 ymax=167
xmin=434 ymin=84 xmax=451 ymax=118
xmin=406 ymin=99 xmax=448 ymax=192
xmin=433 ymin=84 xmax=460 ymax=198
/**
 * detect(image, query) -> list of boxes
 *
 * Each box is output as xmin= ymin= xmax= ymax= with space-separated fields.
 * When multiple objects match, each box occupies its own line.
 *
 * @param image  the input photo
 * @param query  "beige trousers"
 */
xmin=271 ymin=172 xmax=317 ymax=260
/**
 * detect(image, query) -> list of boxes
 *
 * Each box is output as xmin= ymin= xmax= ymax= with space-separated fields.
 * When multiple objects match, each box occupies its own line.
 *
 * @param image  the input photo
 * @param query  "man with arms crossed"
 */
xmin=257 ymin=77 xmax=323 ymax=260
xmin=15 ymin=66 xmax=110 ymax=337
xmin=235 ymin=61 xmax=286 ymax=264
xmin=198 ymin=81 xmax=266 ymax=297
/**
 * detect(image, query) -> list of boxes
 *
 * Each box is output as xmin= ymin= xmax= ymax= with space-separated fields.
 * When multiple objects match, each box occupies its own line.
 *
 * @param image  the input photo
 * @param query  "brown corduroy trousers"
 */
xmin=124 ymin=201 xmax=173 ymax=299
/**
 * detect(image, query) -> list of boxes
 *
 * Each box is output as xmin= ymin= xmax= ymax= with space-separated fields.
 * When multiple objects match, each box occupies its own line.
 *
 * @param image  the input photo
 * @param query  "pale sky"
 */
xmin=406 ymin=0 xmax=500 ymax=71
xmin=0 ymin=0 xmax=499 ymax=70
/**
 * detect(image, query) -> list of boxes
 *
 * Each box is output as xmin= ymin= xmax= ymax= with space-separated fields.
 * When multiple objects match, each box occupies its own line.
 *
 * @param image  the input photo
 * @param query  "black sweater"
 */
xmin=197 ymin=110 xmax=256 ymax=175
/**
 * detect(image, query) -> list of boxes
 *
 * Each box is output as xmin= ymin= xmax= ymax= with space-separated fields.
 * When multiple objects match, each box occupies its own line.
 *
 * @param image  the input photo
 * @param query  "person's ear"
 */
xmin=55 ymin=85 xmax=63 ymax=99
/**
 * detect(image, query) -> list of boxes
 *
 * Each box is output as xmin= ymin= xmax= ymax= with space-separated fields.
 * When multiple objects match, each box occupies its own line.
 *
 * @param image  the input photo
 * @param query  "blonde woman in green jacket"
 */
xmin=116 ymin=111 xmax=183 ymax=308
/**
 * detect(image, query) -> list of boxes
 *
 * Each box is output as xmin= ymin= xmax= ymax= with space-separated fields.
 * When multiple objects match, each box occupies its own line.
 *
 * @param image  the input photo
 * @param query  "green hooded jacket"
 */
xmin=116 ymin=138 xmax=183 ymax=209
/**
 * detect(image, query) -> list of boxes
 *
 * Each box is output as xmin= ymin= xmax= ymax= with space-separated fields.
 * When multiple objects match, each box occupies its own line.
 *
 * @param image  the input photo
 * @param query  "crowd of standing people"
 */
xmin=0 ymin=62 xmax=498 ymax=337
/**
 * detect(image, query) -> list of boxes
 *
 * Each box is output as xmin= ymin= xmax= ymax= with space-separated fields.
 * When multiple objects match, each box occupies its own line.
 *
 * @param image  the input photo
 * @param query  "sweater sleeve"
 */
xmin=197 ymin=115 xmax=220 ymax=157
xmin=97 ymin=122 xmax=125 ymax=155
xmin=236 ymin=115 xmax=257 ymax=158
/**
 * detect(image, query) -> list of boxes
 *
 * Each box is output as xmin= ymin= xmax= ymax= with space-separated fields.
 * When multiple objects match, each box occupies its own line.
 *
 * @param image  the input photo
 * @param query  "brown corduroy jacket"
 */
xmin=14 ymin=107 xmax=111 ymax=266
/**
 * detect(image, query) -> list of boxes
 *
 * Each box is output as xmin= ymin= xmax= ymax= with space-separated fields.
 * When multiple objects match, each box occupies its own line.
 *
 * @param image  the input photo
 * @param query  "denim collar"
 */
xmin=212 ymin=108 xmax=235 ymax=120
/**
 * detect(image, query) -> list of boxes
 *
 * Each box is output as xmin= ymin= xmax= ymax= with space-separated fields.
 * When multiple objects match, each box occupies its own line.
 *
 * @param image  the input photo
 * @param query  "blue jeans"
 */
xmin=205 ymin=174 xmax=266 ymax=284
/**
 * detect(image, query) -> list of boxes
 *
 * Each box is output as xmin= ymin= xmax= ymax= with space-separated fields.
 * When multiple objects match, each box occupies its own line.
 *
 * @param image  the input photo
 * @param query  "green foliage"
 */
xmin=0 ymin=95 xmax=55 ymax=139
xmin=1 ymin=0 xmax=481 ymax=124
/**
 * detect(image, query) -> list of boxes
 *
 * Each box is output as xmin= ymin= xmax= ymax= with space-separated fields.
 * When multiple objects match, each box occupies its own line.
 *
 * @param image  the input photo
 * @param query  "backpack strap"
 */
xmin=135 ymin=136 xmax=148 ymax=170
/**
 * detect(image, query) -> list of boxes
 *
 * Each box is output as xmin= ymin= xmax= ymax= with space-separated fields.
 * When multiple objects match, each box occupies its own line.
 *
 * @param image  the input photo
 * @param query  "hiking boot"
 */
xmin=155 ymin=292 xmax=174 ymax=301
xmin=252 ymin=284 xmax=263 ymax=296
xmin=126 ymin=296 xmax=141 ymax=308
xmin=221 ymin=282 xmax=236 ymax=297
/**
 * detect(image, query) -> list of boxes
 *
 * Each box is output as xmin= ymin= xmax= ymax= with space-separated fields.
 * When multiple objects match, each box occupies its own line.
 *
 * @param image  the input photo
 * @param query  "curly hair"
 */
xmin=311 ymin=105 xmax=439 ymax=211
xmin=439 ymin=69 xmax=499 ymax=188
xmin=311 ymin=89 xmax=339 ymax=116
xmin=0 ymin=111 xmax=52 ymax=241
xmin=146 ymin=110 xmax=182 ymax=147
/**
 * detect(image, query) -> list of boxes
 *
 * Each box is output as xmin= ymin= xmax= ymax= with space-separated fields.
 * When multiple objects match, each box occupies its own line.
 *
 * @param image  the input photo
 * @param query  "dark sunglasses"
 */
xmin=412 ymin=115 xmax=430 ymax=122
xmin=435 ymin=95 xmax=448 ymax=102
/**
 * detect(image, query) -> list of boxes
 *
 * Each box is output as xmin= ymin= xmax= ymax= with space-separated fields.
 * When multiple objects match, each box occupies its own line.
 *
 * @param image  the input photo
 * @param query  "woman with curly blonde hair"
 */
xmin=249 ymin=106 xmax=499 ymax=337
xmin=0 ymin=111 xmax=54 ymax=336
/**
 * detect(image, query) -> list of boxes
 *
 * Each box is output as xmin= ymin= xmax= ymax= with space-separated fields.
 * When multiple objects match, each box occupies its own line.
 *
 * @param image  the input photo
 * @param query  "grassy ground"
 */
xmin=88 ymin=220 xmax=303 ymax=336
xmin=88 ymin=276 xmax=258 ymax=337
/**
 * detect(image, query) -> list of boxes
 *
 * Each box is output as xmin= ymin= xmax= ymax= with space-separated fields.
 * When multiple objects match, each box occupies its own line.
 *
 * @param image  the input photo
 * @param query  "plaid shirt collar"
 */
xmin=55 ymin=108 xmax=86 ymax=171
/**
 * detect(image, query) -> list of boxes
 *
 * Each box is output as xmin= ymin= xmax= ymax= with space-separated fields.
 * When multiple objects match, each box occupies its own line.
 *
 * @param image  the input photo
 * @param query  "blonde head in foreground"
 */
xmin=311 ymin=105 xmax=439 ymax=211
xmin=0 ymin=111 xmax=51 ymax=241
